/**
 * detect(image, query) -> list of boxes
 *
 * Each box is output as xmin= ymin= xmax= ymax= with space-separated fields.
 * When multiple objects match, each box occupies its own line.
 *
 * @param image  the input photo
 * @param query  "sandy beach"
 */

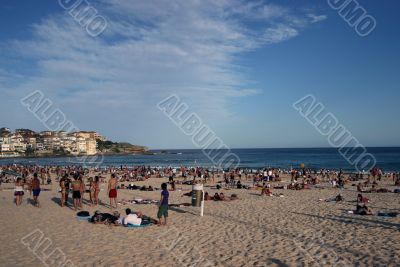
xmin=0 ymin=172 xmax=399 ymax=267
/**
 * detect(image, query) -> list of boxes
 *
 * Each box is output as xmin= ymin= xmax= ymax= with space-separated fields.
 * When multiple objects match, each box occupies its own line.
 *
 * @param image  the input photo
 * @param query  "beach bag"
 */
xmin=77 ymin=211 xmax=90 ymax=217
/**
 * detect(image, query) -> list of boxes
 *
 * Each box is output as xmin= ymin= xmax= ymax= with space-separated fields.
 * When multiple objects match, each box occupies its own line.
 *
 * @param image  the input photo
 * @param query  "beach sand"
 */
xmin=0 ymin=174 xmax=399 ymax=267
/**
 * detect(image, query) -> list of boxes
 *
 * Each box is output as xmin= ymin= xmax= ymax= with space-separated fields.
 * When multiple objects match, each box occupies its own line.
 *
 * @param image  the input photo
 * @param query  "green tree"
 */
xmin=25 ymin=147 xmax=35 ymax=156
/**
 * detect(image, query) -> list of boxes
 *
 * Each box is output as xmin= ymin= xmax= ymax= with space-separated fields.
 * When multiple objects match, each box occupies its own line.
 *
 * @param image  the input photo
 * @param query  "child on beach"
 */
xmin=157 ymin=183 xmax=169 ymax=226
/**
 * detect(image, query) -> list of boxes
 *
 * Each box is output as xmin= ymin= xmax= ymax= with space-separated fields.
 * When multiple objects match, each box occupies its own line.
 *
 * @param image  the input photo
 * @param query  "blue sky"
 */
xmin=0 ymin=0 xmax=399 ymax=149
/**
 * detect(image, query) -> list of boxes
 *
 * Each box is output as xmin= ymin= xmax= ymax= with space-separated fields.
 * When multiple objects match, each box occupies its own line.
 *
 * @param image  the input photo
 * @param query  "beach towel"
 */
xmin=76 ymin=216 xmax=91 ymax=221
xmin=126 ymin=223 xmax=152 ymax=228
xmin=133 ymin=199 xmax=158 ymax=205
xmin=377 ymin=212 xmax=399 ymax=218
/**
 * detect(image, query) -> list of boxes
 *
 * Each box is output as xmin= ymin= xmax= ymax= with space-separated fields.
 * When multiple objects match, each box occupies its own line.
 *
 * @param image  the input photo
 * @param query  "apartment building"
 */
xmin=0 ymin=128 xmax=103 ymax=156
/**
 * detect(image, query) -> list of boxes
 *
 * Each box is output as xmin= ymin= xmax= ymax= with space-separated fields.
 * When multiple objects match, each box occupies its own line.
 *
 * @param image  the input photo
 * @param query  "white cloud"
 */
xmin=308 ymin=14 xmax=328 ymax=23
xmin=1 ymin=0 xmax=326 ymax=146
xmin=262 ymin=24 xmax=299 ymax=44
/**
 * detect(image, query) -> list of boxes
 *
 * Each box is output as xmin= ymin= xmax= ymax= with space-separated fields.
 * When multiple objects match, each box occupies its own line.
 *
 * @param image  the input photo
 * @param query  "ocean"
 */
xmin=0 ymin=147 xmax=399 ymax=172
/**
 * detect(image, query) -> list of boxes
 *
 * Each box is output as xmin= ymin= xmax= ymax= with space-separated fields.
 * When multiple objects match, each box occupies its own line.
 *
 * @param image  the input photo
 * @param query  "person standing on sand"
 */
xmin=40 ymin=170 xmax=45 ymax=185
xmin=108 ymin=174 xmax=118 ymax=209
xmin=59 ymin=174 xmax=71 ymax=207
xmin=79 ymin=175 xmax=85 ymax=208
xmin=88 ymin=177 xmax=95 ymax=206
xmin=94 ymin=176 xmax=100 ymax=205
xmin=31 ymin=173 xmax=41 ymax=207
xmin=71 ymin=175 xmax=82 ymax=211
xmin=14 ymin=177 xmax=25 ymax=206
xmin=157 ymin=183 xmax=169 ymax=226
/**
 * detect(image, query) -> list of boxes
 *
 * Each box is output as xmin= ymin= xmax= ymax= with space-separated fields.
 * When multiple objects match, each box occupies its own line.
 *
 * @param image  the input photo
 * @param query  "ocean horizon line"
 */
xmin=149 ymin=146 xmax=400 ymax=151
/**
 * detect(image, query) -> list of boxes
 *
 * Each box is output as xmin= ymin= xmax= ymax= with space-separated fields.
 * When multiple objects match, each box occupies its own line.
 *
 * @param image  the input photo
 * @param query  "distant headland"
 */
xmin=0 ymin=127 xmax=148 ymax=158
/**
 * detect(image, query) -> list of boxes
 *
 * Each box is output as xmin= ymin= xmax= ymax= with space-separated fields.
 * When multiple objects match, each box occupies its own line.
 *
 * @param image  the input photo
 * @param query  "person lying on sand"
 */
xmin=230 ymin=194 xmax=239 ymax=200
xmin=181 ymin=191 xmax=193 ymax=197
xmin=204 ymin=192 xmax=213 ymax=201
xmin=323 ymin=194 xmax=344 ymax=202
xmin=169 ymin=203 xmax=191 ymax=207
xmin=361 ymin=184 xmax=392 ymax=193
xmin=219 ymin=193 xmax=227 ymax=201
xmin=354 ymin=204 xmax=373 ymax=215
xmin=119 ymin=208 xmax=158 ymax=226
xmin=121 ymin=208 xmax=143 ymax=226
xmin=90 ymin=210 xmax=120 ymax=225
xmin=214 ymin=193 xmax=221 ymax=201
xmin=213 ymin=192 xmax=238 ymax=201
xmin=140 ymin=185 xmax=154 ymax=191
xmin=287 ymin=182 xmax=302 ymax=190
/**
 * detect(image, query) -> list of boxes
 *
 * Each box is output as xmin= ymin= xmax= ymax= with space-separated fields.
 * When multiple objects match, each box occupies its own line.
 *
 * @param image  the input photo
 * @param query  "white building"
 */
xmin=0 ymin=144 xmax=10 ymax=152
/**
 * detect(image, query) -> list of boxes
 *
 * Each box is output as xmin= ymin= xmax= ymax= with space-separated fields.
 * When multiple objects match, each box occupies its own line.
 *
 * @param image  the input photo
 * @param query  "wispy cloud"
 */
xmin=1 ymin=0 xmax=325 ymax=143
xmin=308 ymin=14 xmax=328 ymax=23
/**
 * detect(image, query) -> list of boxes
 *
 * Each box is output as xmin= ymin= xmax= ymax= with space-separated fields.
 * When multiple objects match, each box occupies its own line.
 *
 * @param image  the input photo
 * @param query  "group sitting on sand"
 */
xmin=181 ymin=190 xmax=238 ymax=201
xmin=211 ymin=192 xmax=238 ymax=201
xmin=89 ymin=208 xmax=158 ymax=226
xmin=343 ymin=194 xmax=373 ymax=215
xmin=88 ymin=182 xmax=170 ymax=226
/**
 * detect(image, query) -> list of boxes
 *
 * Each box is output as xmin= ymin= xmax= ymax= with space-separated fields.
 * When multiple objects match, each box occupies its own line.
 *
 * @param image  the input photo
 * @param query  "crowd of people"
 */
xmin=1 ymin=164 xmax=399 ymax=223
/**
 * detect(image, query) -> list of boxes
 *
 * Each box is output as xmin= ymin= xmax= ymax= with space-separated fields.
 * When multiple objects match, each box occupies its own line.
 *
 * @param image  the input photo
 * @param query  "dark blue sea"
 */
xmin=1 ymin=147 xmax=400 ymax=172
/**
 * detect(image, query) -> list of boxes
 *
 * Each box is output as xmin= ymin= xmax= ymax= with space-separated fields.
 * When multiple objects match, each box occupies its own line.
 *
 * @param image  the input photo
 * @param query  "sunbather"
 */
xmin=122 ymin=208 xmax=143 ymax=226
xmin=90 ymin=210 xmax=120 ymax=225
xmin=355 ymin=204 xmax=373 ymax=215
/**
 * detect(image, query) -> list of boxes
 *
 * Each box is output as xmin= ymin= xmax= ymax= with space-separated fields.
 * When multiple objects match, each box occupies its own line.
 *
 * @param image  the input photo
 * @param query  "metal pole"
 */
xmin=200 ymin=190 xmax=204 ymax=217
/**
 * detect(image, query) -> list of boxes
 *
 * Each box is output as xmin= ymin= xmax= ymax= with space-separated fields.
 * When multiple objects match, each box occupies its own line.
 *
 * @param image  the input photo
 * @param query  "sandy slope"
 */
xmin=0 ymin=175 xmax=399 ymax=267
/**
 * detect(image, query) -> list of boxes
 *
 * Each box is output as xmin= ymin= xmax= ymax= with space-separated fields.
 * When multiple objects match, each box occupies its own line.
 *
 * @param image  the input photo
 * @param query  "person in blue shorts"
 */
xmin=31 ymin=173 xmax=41 ymax=207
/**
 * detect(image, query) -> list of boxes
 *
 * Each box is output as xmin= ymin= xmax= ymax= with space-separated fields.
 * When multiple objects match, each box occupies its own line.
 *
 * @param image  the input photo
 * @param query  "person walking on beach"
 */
xmin=108 ymin=174 xmax=118 ymax=209
xmin=31 ymin=173 xmax=41 ymax=207
xmin=71 ymin=175 xmax=82 ymax=211
xmin=94 ymin=176 xmax=100 ymax=205
xmin=14 ymin=177 xmax=25 ymax=206
xmin=157 ymin=183 xmax=169 ymax=226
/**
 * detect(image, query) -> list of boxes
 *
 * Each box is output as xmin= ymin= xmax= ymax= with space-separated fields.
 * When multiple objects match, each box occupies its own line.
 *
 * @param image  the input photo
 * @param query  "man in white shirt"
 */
xmin=268 ymin=170 xmax=273 ymax=181
xmin=123 ymin=208 xmax=142 ymax=226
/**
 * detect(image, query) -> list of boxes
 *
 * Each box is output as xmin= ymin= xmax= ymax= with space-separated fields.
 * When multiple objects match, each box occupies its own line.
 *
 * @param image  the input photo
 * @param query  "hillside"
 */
xmin=96 ymin=140 xmax=148 ymax=154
